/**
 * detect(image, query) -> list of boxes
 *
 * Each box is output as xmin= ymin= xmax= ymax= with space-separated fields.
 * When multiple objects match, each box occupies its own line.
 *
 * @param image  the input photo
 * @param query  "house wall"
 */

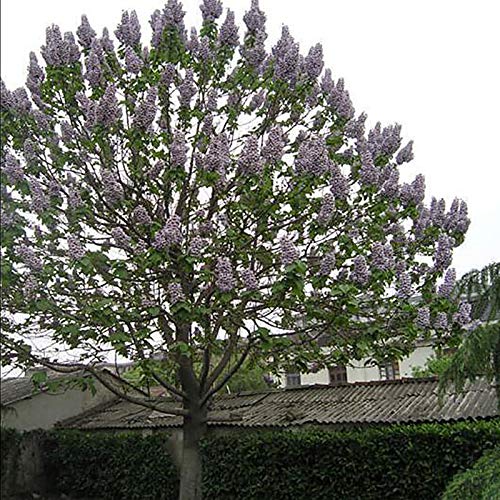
xmin=1 ymin=382 xmax=114 ymax=431
xmin=279 ymin=343 xmax=436 ymax=387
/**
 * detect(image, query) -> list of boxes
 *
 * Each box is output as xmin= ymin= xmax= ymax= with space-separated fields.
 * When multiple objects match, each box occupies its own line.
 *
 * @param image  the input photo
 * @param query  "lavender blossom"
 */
xmin=101 ymin=169 xmax=124 ymax=204
xmin=161 ymin=64 xmax=177 ymax=86
xmin=148 ymin=160 xmax=164 ymax=179
xmin=170 ymin=131 xmax=188 ymax=168
xmin=168 ymin=283 xmax=186 ymax=303
xmin=24 ymin=275 xmax=38 ymax=300
xmin=17 ymin=245 xmax=43 ymax=272
xmin=85 ymin=49 xmax=102 ymax=87
xmin=248 ymin=90 xmax=265 ymax=111
xmin=77 ymin=15 xmax=96 ymax=50
xmin=125 ymin=47 xmax=144 ymax=74
xmin=218 ymin=10 xmax=239 ymax=47
xmin=367 ymin=122 xmax=402 ymax=158
xmin=203 ymin=133 xmax=231 ymax=180
xmin=304 ymin=43 xmax=324 ymax=79
xmin=238 ymin=135 xmax=262 ymax=174
xmin=62 ymin=32 xmax=80 ymax=64
xmin=100 ymin=28 xmax=115 ymax=53
xmin=29 ymin=180 xmax=49 ymax=213
xmin=318 ymin=193 xmax=335 ymax=225
xmin=241 ymin=268 xmax=258 ymax=290
xmin=132 ymin=205 xmax=152 ymax=226
xmin=200 ymin=0 xmax=223 ymax=22
xmin=400 ymin=174 xmax=426 ymax=206
xmin=4 ymin=153 xmax=24 ymax=183
xmin=132 ymin=87 xmax=158 ymax=130
xmin=396 ymin=272 xmax=412 ymax=298
xmin=344 ymin=112 xmax=367 ymax=139
xmin=115 ymin=10 xmax=141 ymax=47
xmin=434 ymin=312 xmax=448 ymax=331
xmin=272 ymin=26 xmax=300 ymax=85
xmin=215 ymin=257 xmax=236 ymax=292
xmin=111 ymin=227 xmax=131 ymax=248
xmin=241 ymin=0 xmax=267 ymax=69
xmin=351 ymin=255 xmax=370 ymax=285
xmin=26 ymin=53 xmax=44 ymax=97
xmin=370 ymin=242 xmax=389 ymax=271
xmin=178 ymin=69 xmax=196 ymax=107
xmin=150 ymin=9 xmax=166 ymax=48
xmin=382 ymin=168 xmax=400 ymax=199
xmin=295 ymin=136 xmax=329 ymax=176
xmin=415 ymin=306 xmax=430 ymax=328
xmin=41 ymin=25 xmax=64 ymax=66
xmin=262 ymin=126 xmax=285 ymax=163
xmin=433 ymin=234 xmax=453 ymax=272
xmin=430 ymin=197 xmax=447 ymax=227
xmin=279 ymin=237 xmax=299 ymax=266
xmin=359 ymin=150 xmax=380 ymax=187
xmin=67 ymin=186 xmax=83 ymax=208
xmin=23 ymin=139 xmax=38 ymax=163
xmin=396 ymin=140 xmax=414 ymax=165
xmin=454 ymin=302 xmax=472 ymax=326
xmin=324 ymin=74 xmax=355 ymax=120
xmin=68 ymin=234 xmax=86 ymax=260
xmin=189 ymin=236 xmax=206 ymax=256
xmin=329 ymin=163 xmax=349 ymax=199
xmin=187 ymin=28 xmax=199 ymax=54
xmin=438 ymin=268 xmax=456 ymax=298
xmin=11 ymin=88 xmax=31 ymax=114
xmin=319 ymin=251 xmax=336 ymax=275
xmin=153 ymin=215 xmax=182 ymax=249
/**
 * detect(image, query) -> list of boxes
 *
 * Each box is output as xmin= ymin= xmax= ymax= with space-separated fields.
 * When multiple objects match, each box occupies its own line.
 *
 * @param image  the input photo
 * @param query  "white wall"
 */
xmin=1 ymin=382 xmax=114 ymax=431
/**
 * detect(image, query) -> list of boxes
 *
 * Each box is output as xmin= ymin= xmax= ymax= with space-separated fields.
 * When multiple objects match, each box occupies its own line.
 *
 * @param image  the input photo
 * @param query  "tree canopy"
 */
xmin=0 ymin=0 xmax=477 ymax=497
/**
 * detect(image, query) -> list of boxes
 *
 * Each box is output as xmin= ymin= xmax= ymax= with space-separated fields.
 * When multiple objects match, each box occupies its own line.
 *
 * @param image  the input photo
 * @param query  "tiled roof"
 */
xmin=0 ymin=377 xmax=43 ymax=406
xmin=60 ymin=378 xmax=499 ymax=430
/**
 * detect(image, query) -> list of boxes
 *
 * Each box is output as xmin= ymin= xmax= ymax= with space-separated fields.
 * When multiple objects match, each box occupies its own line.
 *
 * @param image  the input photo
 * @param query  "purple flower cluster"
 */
xmin=200 ymin=0 xmax=223 ymax=22
xmin=218 ymin=10 xmax=239 ymax=48
xmin=295 ymin=136 xmax=329 ymax=176
xmin=396 ymin=140 xmax=414 ymax=165
xmin=241 ymin=0 xmax=267 ymax=69
xmin=26 ymin=53 xmax=44 ymax=97
xmin=322 ymin=71 xmax=355 ymax=120
xmin=203 ymin=133 xmax=231 ymax=180
xmin=29 ymin=180 xmax=49 ymax=214
xmin=430 ymin=197 xmax=447 ymax=227
xmin=433 ymin=234 xmax=454 ymax=272
xmin=170 ymin=131 xmax=188 ymax=168
xmin=317 ymin=193 xmax=335 ymax=225
xmin=4 ymin=153 xmax=24 ymax=183
xmin=132 ymin=205 xmax=152 ymax=226
xmin=125 ymin=47 xmax=144 ymax=74
xmin=304 ymin=43 xmax=324 ymax=80
xmin=151 ymin=0 xmax=187 ymax=48
xmin=41 ymin=25 xmax=80 ymax=67
xmin=359 ymin=150 xmax=380 ymax=187
xmin=241 ymin=268 xmax=258 ymax=290
xmin=100 ymin=28 xmax=114 ymax=53
xmin=17 ymin=245 xmax=43 ymax=271
xmin=168 ymin=283 xmax=185 ymax=303
xmin=272 ymin=26 xmax=300 ymax=85
xmin=216 ymin=257 xmax=236 ymax=292
xmin=178 ymin=69 xmax=197 ymax=107
xmin=61 ymin=121 xmax=76 ymax=145
xmin=438 ymin=268 xmax=456 ymax=298
xmin=367 ymin=122 xmax=402 ymax=158
xmin=444 ymin=198 xmax=470 ymax=234
xmin=319 ymin=251 xmax=336 ymax=275
xmin=111 ymin=227 xmax=131 ymax=248
xmin=68 ymin=234 xmax=86 ymax=260
xmin=329 ymin=163 xmax=349 ymax=199
xmin=153 ymin=215 xmax=182 ymax=249
xmin=133 ymin=87 xmax=158 ymax=130
xmin=351 ymin=255 xmax=370 ymax=285
xmin=67 ymin=186 xmax=83 ymax=208
xmin=382 ymin=168 xmax=400 ymax=199
xmin=189 ymin=235 xmax=206 ymax=256
xmin=161 ymin=64 xmax=177 ymax=87
xmin=415 ymin=306 xmax=430 ymax=328
xmin=115 ymin=10 xmax=141 ymax=47
xmin=101 ymin=169 xmax=124 ymax=204
xmin=454 ymin=302 xmax=471 ymax=326
xmin=434 ymin=312 xmax=448 ymax=331
xmin=400 ymin=174 xmax=426 ymax=206
xmin=279 ymin=237 xmax=299 ymax=266
xmin=396 ymin=272 xmax=412 ymax=298
xmin=85 ymin=49 xmax=102 ymax=87
xmin=370 ymin=242 xmax=394 ymax=271
xmin=77 ymin=15 xmax=96 ymax=50
xmin=148 ymin=160 xmax=164 ymax=179
xmin=262 ymin=126 xmax=285 ymax=163
xmin=344 ymin=112 xmax=367 ymax=140
xmin=248 ymin=90 xmax=265 ymax=111
xmin=24 ymin=274 xmax=38 ymax=300
xmin=238 ymin=135 xmax=262 ymax=174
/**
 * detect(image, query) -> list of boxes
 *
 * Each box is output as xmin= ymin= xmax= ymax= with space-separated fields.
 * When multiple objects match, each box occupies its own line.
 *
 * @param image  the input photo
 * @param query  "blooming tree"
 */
xmin=0 ymin=0 xmax=474 ymax=497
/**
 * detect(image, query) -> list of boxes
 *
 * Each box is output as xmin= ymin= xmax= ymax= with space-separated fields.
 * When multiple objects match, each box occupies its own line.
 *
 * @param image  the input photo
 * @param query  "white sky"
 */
xmin=1 ymin=0 xmax=499 ymax=277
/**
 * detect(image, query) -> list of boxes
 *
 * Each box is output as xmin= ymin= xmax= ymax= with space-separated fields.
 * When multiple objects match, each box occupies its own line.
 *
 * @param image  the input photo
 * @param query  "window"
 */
xmin=379 ymin=360 xmax=400 ymax=380
xmin=285 ymin=373 xmax=301 ymax=387
xmin=329 ymin=365 xmax=348 ymax=385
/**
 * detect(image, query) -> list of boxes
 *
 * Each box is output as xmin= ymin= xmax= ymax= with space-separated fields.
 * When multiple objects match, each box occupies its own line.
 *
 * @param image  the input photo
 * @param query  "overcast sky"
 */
xmin=2 ymin=0 xmax=499 ymax=277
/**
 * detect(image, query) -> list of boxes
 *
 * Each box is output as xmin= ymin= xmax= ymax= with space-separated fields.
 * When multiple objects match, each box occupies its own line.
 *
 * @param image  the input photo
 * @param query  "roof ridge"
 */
xmin=56 ymin=397 xmax=120 ymax=428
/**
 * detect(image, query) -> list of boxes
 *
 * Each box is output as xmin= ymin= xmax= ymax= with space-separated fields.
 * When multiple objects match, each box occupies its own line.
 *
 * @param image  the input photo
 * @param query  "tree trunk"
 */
xmin=178 ymin=404 xmax=207 ymax=500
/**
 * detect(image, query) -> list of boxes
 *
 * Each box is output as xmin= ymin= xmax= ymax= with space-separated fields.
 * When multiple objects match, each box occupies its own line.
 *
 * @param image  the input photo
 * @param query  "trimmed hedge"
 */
xmin=442 ymin=446 xmax=500 ymax=500
xmin=1 ymin=427 xmax=21 ymax=491
xmin=42 ymin=420 xmax=500 ymax=500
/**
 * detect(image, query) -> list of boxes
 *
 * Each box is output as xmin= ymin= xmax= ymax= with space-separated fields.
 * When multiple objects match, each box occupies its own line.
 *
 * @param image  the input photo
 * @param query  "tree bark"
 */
xmin=179 ymin=404 xmax=207 ymax=500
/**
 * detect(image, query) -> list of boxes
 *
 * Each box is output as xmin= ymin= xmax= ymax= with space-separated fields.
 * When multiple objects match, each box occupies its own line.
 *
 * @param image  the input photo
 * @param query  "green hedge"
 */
xmin=442 ymin=446 xmax=500 ymax=500
xmin=42 ymin=420 xmax=500 ymax=500
xmin=1 ymin=427 xmax=22 ymax=491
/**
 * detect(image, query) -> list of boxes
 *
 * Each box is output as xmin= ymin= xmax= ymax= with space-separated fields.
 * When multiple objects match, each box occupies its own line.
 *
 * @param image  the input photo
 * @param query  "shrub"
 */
xmin=442 ymin=446 xmax=500 ymax=500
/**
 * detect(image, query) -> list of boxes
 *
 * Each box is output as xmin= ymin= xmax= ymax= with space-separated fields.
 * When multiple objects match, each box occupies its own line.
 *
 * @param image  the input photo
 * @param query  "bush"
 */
xmin=442 ymin=446 xmax=500 ymax=500
xmin=41 ymin=420 xmax=500 ymax=500
xmin=1 ymin=427 xmax=21 ymax=492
